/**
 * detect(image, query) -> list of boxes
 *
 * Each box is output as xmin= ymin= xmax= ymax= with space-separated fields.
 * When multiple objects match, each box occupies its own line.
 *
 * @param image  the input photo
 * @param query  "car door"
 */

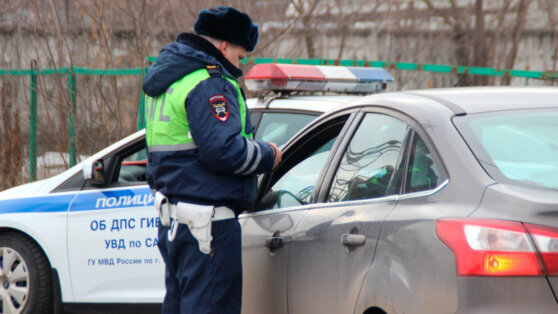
xmin=240 ymin=111 xmax=357 ymax=314
xmin=287 ymin=111 xmax=411 ymax=314
xmin=67 ymin=139 xmax=164 ymax=303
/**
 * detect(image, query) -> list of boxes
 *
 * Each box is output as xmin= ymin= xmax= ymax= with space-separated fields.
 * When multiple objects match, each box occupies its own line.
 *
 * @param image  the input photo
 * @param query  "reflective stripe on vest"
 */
xmin=145 ymin=68 xmax=252 ymax=152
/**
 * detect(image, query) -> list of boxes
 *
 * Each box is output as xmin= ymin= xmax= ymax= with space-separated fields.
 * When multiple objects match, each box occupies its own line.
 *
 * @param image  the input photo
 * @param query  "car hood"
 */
xmin=0 ymin=163 xmax=82 ymax=201
xmin=0 ymin=179 xmax=52 ymax=201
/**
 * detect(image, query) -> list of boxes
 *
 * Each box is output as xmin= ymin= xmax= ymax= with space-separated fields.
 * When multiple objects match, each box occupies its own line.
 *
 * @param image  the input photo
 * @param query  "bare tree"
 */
xmin=289 ymin=0 xmax=322 ymax=58
xmin=542 ymin=0 xmax=558 ymax=84
xmin=0 ymin=80 xmax=24 ymax=189
xmin=502 ymin=0 xmax=532 ymax=85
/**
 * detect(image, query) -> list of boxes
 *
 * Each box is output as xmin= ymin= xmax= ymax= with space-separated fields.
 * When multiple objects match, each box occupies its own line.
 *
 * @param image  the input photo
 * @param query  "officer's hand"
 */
xmin=268 ymin=143 xmax=282 ymax=169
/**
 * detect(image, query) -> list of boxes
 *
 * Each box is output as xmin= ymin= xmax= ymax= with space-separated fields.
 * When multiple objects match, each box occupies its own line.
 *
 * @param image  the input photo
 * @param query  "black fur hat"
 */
xmin=194 ymin=6 xmax=259 ymax=52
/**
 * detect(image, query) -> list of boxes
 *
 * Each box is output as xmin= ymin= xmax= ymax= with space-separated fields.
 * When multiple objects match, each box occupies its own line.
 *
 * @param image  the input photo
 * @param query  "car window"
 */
xmin=257 ymin=137 xmax=336 ymax=210
xmin=255 ymin=115 xmax=349 ymax=211
xmin=254 ymin=112 xmax=317 ymax=148
xmin=405 ymin=134 xmax=442 ymax=193
xmin=328 ymin=113 xmax=408 ymax=202
xmin=454 ymin=109 xmax=558 ymax=189
xmin=117 ymin=147 xmax=147 ymax=184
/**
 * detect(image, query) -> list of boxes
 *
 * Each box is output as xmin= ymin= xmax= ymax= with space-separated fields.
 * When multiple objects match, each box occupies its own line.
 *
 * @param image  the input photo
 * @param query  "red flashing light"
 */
xmin=244 ymin=64 xmax=325 ymax=80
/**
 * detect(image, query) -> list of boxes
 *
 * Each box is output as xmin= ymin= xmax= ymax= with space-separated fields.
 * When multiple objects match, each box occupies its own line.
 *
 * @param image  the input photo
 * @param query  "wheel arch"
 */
xmin=363 ymin=306 xmax=387 ymax=314
xmin=0 ymin=227 xmax=53 ymax=267
xmin=0 ymin=211 xmax=74 ymax=300
xmin=353 ymin=254 xmax=411 ymax=314
xmin=0 ymin=226 xmax=67 ymax=309
xmin=0 ymin=227 xmax=64 ymax=313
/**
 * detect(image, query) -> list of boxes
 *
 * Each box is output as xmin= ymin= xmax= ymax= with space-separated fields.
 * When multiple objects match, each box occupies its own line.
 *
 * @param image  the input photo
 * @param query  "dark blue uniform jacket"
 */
xmin=143 ymin=33 xmax=274 ymax=214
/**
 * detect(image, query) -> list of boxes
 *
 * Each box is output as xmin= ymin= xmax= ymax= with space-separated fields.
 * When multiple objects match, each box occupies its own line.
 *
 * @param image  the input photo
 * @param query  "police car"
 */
xmin=0 ymin=64 xmax=391 ymax=313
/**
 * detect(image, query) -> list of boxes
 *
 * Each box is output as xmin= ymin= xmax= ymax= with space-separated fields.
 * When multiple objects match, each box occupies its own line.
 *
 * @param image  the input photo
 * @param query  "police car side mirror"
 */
xmin=83 ymin=159 xmax=106 ymax=186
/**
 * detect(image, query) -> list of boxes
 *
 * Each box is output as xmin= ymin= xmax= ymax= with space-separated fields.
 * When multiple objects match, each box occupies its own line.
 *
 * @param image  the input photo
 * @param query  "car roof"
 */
xmin=406 ymin=87 xmax=558 ymax=114
xmin=290 ymin=87 xmax=558 ymax=142
xmin=247 ymin=95 xmax=361 ymax=113
xmin=326 ymin=87 xmax=558 ymax=120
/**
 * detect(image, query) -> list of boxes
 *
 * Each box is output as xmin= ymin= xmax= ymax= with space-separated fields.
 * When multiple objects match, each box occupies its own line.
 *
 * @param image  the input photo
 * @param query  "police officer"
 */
xmin=142 ymin=7 xmax=281 ymax=314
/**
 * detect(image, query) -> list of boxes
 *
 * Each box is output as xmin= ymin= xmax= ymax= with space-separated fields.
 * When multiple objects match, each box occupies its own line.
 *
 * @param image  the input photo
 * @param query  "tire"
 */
xmin=0 ymin=233 xmax=52 ymax=314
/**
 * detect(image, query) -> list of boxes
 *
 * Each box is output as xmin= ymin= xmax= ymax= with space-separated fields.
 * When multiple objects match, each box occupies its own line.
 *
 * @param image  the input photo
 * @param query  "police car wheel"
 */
xmin=0 ymin=233 xmax=52 ymax=314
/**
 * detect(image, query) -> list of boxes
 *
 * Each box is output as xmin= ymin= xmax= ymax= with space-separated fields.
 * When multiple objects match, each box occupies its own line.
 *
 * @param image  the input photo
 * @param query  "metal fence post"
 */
xmin=138 ymin=90 xmax=145 ymax=130
xmin=68 ymin=71 xmax=77 ymax=167
xmin=137 ymin=65 xmax=147 ymax=130
xmin=29 ymin=60 xmax=38 ymax=182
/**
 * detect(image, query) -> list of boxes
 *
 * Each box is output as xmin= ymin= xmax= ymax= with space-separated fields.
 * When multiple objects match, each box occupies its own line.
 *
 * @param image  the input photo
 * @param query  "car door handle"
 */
xmin=341 ymin=234 xmax=366 ymax=247
xmin=265 ymin=236 xmax=285 ymax=251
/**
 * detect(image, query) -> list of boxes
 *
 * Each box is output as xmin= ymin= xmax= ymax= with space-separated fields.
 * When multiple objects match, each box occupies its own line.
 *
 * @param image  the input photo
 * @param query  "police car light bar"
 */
xmin=244 ymin=63 xmax=393 ymax=94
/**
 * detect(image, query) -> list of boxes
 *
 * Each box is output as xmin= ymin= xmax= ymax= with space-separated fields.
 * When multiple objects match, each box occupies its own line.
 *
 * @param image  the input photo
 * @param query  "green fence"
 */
xmin=1 ymin=58 xmax=556 ymax=182
xmin=0 ymin=63 xmax=145 ymax=181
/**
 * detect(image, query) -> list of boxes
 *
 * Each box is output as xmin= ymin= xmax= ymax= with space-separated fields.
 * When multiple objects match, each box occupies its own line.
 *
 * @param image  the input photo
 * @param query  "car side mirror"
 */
xmin=83 ymin=159 xmax=106 ymax=186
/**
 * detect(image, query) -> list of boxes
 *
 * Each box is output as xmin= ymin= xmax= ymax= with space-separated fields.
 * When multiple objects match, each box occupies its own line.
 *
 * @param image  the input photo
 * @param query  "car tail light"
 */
xmin=436 ymin=219 xmax=545 ymax=276
xmin=524 ymin=223 xmax=558 ymax=276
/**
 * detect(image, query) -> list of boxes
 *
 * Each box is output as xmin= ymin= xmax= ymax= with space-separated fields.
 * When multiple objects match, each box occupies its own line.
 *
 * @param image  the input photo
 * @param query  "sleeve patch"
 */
xmin=209 ymin=94 xmax=230 ymax=122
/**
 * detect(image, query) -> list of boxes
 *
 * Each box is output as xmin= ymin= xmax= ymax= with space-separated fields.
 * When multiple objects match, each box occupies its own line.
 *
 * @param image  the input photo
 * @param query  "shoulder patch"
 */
xmin=208 ymin=94 xmax=229 ymax=122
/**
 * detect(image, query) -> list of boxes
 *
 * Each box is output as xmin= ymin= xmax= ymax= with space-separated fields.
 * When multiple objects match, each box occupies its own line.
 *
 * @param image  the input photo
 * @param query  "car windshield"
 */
xmin=455 ymin=109 xmax=558 ymax=189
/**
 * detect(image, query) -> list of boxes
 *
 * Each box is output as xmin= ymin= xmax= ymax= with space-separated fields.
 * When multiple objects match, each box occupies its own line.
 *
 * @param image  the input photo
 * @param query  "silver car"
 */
xmin=240 ymin=87 xmax=558 ymax=314
xmin=2 ymin=86 xmax=557 ymax=314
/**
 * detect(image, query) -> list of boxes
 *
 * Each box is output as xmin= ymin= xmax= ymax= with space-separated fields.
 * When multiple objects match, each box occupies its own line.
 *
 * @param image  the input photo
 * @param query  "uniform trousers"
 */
xmin=157 ymin=218 xmax=242 ymax=314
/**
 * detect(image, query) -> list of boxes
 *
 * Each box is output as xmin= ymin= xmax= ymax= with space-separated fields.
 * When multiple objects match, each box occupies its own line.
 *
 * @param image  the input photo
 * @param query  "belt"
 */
xmin=211 ymin=206 xmax=236 ymax=221
xmin=154 ymin=192 xmax=235 ymax=254
xmin=168 ymin=205 xmax=235 ymax=222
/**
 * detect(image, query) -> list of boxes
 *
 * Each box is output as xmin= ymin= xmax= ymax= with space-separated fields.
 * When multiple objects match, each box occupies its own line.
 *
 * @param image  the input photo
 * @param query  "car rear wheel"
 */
xmin=0 ymin=233 xmax=52 ymax=314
